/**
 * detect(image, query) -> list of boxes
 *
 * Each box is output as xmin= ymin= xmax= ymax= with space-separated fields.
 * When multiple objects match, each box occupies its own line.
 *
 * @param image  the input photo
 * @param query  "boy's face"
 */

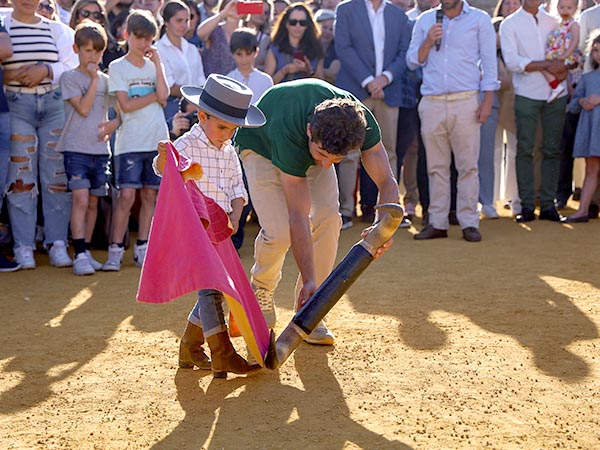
xmin=199 ymin=112 xmax=238 ymax=148
xmin=74 ymin=41 xmax=104 ymax=68
xmin=232 ymin=49 xmax=257 ymax=72
xmin=125 ymin=31 xmax=154 ymax=57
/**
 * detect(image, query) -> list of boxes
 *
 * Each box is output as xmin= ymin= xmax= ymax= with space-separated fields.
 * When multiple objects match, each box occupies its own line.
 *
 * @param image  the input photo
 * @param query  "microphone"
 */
xmin=435 ymin=9 xmax=443 ymax=51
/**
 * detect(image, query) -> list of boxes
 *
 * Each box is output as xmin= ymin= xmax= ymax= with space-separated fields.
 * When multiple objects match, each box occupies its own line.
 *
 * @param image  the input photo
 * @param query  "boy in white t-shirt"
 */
xmin=105 ymin=9 xmax=169 ymax=271
xmin=59 ymin=22 xmax=120 ymax=276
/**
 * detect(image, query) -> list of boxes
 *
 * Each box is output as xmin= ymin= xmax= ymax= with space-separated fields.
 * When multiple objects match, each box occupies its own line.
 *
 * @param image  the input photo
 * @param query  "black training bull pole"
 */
xmin=265 ymin=203 xmax=404 ymax=370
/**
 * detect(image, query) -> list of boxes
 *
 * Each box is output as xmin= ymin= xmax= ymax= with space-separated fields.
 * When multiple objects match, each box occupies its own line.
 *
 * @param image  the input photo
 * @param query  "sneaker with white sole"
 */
xmin=304 ymin=321 xmax=335 ymax=346
xmin=73 ymin=253 xmax=95 ymax=276
xmin=548 ymin=85 xmax=565 ymax=103
xmin=133 ymin=242 xmax=147 ymax=267
xmin=341 ymin=215 xmax=354 ymax=231
xmin=49 ymin=240 xmax=72 ymax=267
xmin=253 ymin=285 xmax=276 ymax=328
xmin=399 ymin=216 xmax=412 ymax=228
xmin=14 ymin=246 xmax=36 ymax=269
xmin=0 ymin=254 xmax=20 ymax=272
xmin=85 ymin=250 xmax=103 ymax=270
xmin=102 ymin=244 xmax=124 ymax=271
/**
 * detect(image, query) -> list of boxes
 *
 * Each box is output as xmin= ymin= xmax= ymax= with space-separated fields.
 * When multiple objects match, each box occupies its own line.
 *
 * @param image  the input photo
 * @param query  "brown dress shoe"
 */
xmin=414 ymin=225 xmax=448 ymax=240
xmin=462 ymin=227 xmax=482 ymax=242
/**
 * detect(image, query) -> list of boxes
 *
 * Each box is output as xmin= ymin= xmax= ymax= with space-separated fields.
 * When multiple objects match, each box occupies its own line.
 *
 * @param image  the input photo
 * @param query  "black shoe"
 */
xmin=0 ymin=254 xmax=20 ymax=272
xmin=588 ymin=203 xmax=599 ymax=219
xmin=515 ymin=208 xmax=536 ymax=223
xmin=448 ymin=210 xmax=459 ymax=226
xmin=539 ymin=207 xmax=566 ymax=222
xmin=573 ymin=188 xmax=581 ymax=201
xmin=462 ymin=227 xmax=482 ymax=242
xmin=414 ymin=225 xmax=448 ymax=240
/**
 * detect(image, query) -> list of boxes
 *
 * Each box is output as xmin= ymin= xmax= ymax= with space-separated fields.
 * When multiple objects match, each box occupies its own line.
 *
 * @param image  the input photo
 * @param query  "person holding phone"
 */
xmin=264 ymin=2 xmax=323 ymax=83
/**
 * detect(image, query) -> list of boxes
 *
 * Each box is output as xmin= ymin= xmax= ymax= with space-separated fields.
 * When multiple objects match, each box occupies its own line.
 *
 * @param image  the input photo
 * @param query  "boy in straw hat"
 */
xmin=155 ymin=73 xmax=266 ymax=378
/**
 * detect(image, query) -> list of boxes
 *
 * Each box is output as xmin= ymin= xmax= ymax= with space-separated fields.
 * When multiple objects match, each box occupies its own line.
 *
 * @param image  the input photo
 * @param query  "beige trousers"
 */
xmin=241 ymin=150 xmax=341 ymax=300
xmin=362 ymin=98 xmax=399 ymax=179
xmin=418 ymin=94 xmax=481 ymax=230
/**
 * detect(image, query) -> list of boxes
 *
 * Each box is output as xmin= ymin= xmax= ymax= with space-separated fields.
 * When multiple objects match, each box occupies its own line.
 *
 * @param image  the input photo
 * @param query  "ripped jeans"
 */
xmin=5 ymin=88 xmax=72 ymax=248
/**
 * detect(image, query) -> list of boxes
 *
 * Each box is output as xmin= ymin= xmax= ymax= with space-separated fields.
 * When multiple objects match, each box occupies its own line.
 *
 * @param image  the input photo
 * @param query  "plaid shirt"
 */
xmin=173 ymin=124 xmax=247 ymax=213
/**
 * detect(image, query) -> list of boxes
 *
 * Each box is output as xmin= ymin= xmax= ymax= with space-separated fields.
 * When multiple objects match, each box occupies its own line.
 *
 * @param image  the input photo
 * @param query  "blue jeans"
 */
xmin=114 ymin=151 xmax=161 ymax=190
xmin=63 ymin=152 xmax=110 ymax=197
xmin=188 ymin=289 xmax=227 ymax=338
xmin=478 ymin=93 xmax=500 ymax=207
xmin=0 ymin=112 xmax=10 ymax=212
xmin=5 ymin=88 xmax=71 ymax=248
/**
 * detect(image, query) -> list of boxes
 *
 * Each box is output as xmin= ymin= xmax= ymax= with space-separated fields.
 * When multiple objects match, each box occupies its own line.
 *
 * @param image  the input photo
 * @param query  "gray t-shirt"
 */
xmin=59 ymin=69 xmax=112 ymax=155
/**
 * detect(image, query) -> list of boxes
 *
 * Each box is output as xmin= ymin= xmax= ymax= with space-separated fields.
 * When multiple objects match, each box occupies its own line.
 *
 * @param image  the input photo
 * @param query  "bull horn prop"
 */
xmin=265 ymin=203 xmax=404 ymax=369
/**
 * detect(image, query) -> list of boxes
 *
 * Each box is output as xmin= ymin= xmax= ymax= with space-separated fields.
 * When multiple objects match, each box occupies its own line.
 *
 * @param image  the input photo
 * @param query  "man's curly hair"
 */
xmin=308 ymin=98 xmax=367 ymax=156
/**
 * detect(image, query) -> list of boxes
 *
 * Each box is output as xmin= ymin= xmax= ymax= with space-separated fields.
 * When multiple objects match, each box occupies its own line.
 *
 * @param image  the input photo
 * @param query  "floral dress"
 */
xmin=545 ymin=18 xmax=582 ymax=67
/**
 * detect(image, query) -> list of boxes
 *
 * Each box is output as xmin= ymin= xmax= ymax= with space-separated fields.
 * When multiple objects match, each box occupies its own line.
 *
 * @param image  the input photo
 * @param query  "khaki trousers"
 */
xmin=362 ymin=98 xmax=399 ymax=180
xmin=418 ymin=94 xmax=481 ymax=230
xmin=241 ymin=150 xmax=341 ymax=301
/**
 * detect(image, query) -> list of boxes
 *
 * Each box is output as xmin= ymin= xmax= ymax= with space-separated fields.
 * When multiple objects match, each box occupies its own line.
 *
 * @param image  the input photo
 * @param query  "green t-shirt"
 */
xmin=235 ymin=79 xmax=381 ymax=177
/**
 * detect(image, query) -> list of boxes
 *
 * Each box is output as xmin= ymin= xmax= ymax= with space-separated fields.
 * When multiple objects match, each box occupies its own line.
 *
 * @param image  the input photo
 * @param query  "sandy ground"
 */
xmin=1 ymin=204 xmax=600 ymax=449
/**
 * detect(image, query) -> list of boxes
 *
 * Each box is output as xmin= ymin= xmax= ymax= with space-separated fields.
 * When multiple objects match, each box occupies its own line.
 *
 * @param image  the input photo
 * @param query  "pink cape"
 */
xmin=136 ymin=143 xmax=269 ymax=365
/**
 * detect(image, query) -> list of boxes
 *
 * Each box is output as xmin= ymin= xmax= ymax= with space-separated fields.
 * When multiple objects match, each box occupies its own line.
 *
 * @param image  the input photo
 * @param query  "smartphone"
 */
xmin=292 ymin=49 xmax=305 ymax=61
xmin=236 ymin=1 xmax=263 ymax=15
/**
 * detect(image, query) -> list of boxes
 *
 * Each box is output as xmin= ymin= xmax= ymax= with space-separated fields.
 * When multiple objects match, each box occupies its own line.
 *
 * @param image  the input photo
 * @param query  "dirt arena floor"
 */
xmin=1 ymin=202 xmax=600 ymax=449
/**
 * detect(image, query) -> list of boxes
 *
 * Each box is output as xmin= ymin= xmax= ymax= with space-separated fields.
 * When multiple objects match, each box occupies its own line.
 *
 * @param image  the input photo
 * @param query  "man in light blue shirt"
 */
xmin=406 ymin=0 xmax=498 ymax=242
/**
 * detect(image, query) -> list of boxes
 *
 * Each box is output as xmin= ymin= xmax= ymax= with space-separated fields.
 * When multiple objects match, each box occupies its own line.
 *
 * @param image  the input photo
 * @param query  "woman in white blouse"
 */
xmin=157 ymin=0 xmax=206 ymax=121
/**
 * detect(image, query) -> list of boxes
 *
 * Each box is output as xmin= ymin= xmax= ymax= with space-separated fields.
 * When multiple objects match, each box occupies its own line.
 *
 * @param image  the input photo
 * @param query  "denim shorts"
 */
xmin=114 ymin=151 xmax=161 ymax=190
xmin=63 ymin=151 xmax=110 ymax=196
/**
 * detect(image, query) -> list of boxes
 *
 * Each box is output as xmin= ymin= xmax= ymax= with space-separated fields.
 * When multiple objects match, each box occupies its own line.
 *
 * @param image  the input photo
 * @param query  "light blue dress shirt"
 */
xmin=406 ymin=1 xmax=499 ymax=96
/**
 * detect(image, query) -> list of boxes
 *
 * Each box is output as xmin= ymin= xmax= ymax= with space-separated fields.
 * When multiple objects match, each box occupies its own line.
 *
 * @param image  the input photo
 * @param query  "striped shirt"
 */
xmin=3 ymin=17 xmax=58 ymax=88
xmin=173 ymin=124 xmax=248 ymax=213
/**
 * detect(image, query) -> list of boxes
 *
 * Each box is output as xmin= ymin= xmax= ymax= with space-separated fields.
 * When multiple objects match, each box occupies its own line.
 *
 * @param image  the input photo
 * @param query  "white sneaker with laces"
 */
xmin=85 ymin=250 xmax=103 ymax=270
xmin=14 ymin=246 xmax=36 ymax=270
xmin=304 ymin=321 xmax=335 ymax=346
xmin=253 ymin=285 xmax=276 ymax=328
xmin=49 ymin=240 xmax=73 ymax=267
xmin=102 ymin=244 xmax=124 ymax=271
xmin=73 ymin=253 xmax=95 ymax=276
xmin=548 ymin=85 xmax=565 ymax=103
xmin=133 ymin=243 xmax=147 ymax=267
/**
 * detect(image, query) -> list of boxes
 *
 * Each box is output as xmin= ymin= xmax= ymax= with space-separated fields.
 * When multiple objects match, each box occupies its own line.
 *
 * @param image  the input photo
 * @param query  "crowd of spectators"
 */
xmin=0 ymin=0 xmax=599 ymax=272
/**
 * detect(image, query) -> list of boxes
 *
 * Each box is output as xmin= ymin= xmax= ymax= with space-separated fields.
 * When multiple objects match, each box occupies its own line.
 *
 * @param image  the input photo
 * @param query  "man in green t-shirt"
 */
xmin=236 ymin=79 xmax=399 ymax=345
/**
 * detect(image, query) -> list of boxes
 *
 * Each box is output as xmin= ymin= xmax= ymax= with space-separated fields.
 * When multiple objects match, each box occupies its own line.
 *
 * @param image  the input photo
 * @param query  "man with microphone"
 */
xmin=406 ymin=0 xmax=498 ymax=242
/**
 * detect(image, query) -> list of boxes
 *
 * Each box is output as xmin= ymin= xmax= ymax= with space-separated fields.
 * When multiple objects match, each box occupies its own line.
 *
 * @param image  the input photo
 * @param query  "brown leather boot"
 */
xmin=178 ymin=321 xmax=211 ymax=370
xmin=206 ymin=331 xmax=261 ymax=378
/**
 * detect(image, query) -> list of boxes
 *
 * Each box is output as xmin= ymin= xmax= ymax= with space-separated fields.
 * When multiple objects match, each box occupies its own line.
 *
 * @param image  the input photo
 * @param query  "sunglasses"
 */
xmin=288 ymin=19 xmax=308 ymax=26
xmin=79 ymin=9 xmax=103 ymax=20
xmin=38 ymin=3 xmax=54 ymax=12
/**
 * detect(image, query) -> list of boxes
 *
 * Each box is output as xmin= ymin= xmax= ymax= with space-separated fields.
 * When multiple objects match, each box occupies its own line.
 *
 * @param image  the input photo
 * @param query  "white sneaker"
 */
xmin=481 ymin=204 xmax=499 ymax=219
xmin=85 ymin=250 xmax=103 ymax=270
xmin=73 ymin=253 xmax=95 ymax=276
xmin=253 ymin=285 xmax=276 ymax=328
xmin=14 ymin=246 xmax=36 ymax=270
xmin=102 ymin=244 xmax=124 ymax=271
xmin=49 ymin=240 xmax=73 ymax=267
xmin=304 ymin=321 xmax=335 ymax=346
xmin=133 ymin=242 xmax=147 ymax=267
xmin=548 ymin=85 xmax=565 ymax=103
